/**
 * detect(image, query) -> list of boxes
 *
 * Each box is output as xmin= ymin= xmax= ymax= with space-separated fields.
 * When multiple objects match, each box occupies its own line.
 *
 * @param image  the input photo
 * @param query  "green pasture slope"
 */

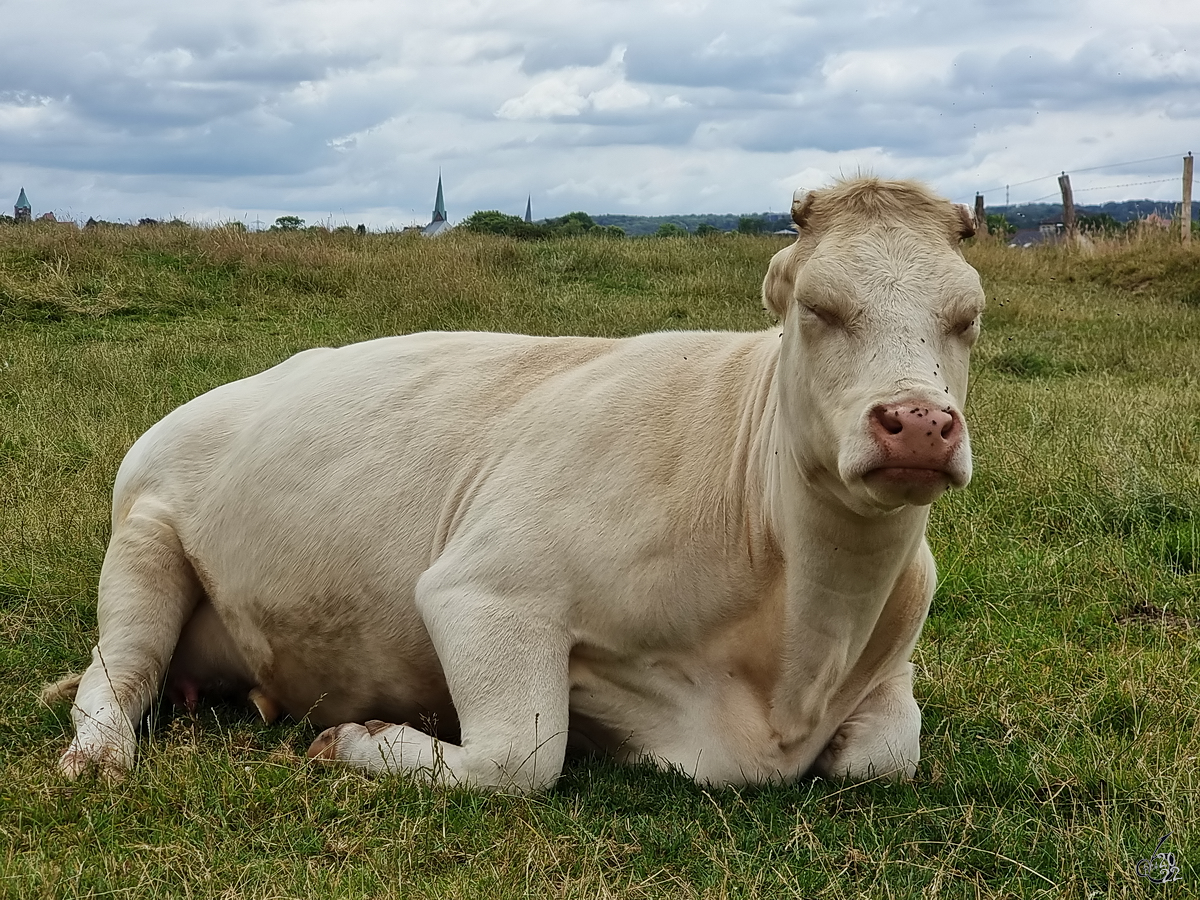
xmin=0 ymin=223 xmax=1197 ymax=898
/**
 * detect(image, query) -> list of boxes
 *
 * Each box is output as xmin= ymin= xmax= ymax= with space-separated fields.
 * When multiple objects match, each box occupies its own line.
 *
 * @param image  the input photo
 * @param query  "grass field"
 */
xmin=1 ymin=223 xmax=1197 ymax=898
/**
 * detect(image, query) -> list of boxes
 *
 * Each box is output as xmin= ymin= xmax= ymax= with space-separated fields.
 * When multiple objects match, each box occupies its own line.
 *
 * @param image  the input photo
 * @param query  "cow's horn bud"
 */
xmin=791 ymin=190 xmax=815 ymax=229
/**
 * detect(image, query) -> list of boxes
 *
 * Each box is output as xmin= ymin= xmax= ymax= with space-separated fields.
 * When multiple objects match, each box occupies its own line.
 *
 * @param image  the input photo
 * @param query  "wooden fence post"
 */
xmin=974 ymin=194 xmax=988 ymax=236
xmin=1183 ymin=153 xmax=1194 ymax=244
xmin=1058 ymin=173 xmax=1076 ymax=242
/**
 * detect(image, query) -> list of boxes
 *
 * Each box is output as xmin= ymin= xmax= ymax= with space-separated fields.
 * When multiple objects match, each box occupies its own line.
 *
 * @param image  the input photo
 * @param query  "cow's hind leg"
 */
xmin=309 ymin=575 xmax=570 ymax=793
xmin=61 ymin=507 xmax=201 ymax=779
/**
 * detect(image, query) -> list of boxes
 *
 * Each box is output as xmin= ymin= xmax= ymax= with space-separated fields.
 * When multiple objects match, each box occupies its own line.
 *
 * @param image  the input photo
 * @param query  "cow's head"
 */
xmin=763 ymin=178 xmax=984 ymax=515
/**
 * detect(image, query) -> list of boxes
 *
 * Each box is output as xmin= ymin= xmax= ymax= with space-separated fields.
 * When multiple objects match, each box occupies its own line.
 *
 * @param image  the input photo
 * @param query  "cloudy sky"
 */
xmin=1 ymin=0 xmax=1196 ymax=228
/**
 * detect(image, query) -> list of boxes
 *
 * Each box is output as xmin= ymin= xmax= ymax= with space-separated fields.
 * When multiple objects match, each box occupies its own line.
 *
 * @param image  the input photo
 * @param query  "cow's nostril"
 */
xmin=873 ymin=406 xmax=904 ymax=435
xmin=940 ymin=415 xmax=957 ymax=439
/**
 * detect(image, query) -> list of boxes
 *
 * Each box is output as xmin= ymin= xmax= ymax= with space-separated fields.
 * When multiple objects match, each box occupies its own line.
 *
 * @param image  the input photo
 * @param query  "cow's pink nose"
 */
xmin=870 ymin=403 xmax=963 ymax=465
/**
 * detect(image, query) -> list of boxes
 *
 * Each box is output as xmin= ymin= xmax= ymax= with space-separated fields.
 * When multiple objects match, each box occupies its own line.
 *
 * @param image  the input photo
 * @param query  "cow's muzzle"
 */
xmin=860 ymin=401 xmax=970 ymax=505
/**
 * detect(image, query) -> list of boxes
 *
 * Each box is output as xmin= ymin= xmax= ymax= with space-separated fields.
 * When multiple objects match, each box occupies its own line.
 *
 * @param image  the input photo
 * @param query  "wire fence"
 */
xmin=958 ymin=152 xmax=1191 ymax=208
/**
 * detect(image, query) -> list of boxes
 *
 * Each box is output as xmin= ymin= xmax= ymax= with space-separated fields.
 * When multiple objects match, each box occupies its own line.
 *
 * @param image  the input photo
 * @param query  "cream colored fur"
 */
xmin=54 ymin=178 xmax=985 ymax=791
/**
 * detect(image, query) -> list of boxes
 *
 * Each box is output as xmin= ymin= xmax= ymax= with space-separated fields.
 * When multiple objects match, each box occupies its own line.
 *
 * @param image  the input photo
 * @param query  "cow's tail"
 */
xmin=40 ymin=672 xmax=83 ymax=706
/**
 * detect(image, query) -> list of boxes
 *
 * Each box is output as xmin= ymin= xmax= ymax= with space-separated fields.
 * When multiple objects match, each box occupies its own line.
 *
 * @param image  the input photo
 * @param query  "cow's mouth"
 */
xmin=861 ymin=466 xmax=955 ymax=506
xmin=866 ymin=466 xmax=952 ymax=485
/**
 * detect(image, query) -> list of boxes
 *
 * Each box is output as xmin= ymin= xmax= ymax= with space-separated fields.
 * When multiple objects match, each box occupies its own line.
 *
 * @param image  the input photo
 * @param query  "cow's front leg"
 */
xmin=308 ymin=574 xmax=571 ymax=793
xmin=810 ymin=663 xmax=921 ymax=782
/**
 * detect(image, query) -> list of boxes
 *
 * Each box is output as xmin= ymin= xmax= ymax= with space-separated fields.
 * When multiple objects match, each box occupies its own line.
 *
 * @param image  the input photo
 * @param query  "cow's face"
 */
xmin=764 ymin=186 xmax=984 ymax=515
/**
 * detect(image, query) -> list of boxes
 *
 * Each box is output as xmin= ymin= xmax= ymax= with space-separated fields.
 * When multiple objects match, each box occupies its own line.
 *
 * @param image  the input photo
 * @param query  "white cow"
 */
xmin=49 ymin=178 xmax=984 ymax=791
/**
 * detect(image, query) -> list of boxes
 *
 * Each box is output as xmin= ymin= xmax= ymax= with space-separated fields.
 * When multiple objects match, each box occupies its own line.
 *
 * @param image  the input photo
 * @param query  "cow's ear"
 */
xmin=762 ymin=243 xmax=798 ymax=319
xmin=955 ymin=204 xmax=976 ymax=241
xmin=792 ymin=189 xmax=815 ymax=229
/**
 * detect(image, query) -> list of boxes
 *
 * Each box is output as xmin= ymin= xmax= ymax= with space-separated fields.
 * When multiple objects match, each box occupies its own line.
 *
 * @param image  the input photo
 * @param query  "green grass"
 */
xmin=1 ymin=223 xmax=1198 ymax=898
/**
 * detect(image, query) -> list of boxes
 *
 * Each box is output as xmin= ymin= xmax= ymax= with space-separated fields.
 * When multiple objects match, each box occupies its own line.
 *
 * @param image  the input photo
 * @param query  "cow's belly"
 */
xmin=183 ymin=524 xmax=458 ymax=731
xmin=250 ymin=594 xmax=455 ymax=732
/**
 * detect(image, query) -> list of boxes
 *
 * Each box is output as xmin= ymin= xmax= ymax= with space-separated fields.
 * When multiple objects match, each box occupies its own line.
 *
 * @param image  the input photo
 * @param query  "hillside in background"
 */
xmin=591 ymin=212 xmax=792 ymax=236
xmin=589 ymin=199 xmax=1197 ymax=235
xmin=988 ymin=199 xmax=1198 ymax=229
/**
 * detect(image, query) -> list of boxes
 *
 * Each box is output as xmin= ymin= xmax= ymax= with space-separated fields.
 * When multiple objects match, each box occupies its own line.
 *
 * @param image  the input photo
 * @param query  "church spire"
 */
xmin=422 ymin=173 xmax=452 ymax=236
xmin=432 ymin=174 xmax=446 ymax=223
xmin=524 ymin=195 xmax=532 ymax=224
xmin=15 ymin=187 xmax=31 ymax=222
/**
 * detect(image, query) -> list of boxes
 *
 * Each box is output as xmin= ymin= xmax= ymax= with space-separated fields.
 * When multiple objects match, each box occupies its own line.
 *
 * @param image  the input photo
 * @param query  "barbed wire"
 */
xmin=1026 ymin=177 xmax=1180 ymax=204
xmin=959 ymin=151 xmax=1188 ymax=204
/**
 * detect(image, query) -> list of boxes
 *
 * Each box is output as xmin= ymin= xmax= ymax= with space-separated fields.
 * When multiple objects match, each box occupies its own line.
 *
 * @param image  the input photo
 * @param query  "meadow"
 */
xmin=0 ymin=222 xmax=1197 ymax=898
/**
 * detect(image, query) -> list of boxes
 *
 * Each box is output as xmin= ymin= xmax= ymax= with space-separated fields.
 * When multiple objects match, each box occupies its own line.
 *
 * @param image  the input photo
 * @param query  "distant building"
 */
xmin=422 ymin=175 xmax=452 ymax=237
xmin=524 ymin=196 xmax=532 ymax=224
xmin=1009 ymin=221 xmax=1063 ymax=248
xmin=14 ymin=187 xmax=31 ymax=223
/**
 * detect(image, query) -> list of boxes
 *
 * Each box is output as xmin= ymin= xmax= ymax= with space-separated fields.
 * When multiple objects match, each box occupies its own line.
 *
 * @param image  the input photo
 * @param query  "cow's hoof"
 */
xmin=307 ymin=725 xmax=344 ymax=761
xmin=249 ymin=688 xmax=281 ymax=724
xmin=59 ymin=744 xmax=131 ymax=783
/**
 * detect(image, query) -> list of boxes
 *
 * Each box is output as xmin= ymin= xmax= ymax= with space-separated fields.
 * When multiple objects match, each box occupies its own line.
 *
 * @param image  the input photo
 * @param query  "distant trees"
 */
xmin=1077 ymin=213 xmax=1124 ymax=236
xmin=985 ymin=213 xmax=1017 ymax=236
xmin=271 ymin=215 xmax=304 ymax=231
xmin=541 ymin=211 xmax=624 ymax=238
xmin=543 ymin=211 xmax=594 ymax=236
xmin=461 ymin=210 xmax=548 ymax=240
xmin=460 ymin=210 xmax=624 ymax=240
xmin=459 ymin=210 xmax=798 ymax=239
xmin=737 ymin=215 xmax=770 ymax=235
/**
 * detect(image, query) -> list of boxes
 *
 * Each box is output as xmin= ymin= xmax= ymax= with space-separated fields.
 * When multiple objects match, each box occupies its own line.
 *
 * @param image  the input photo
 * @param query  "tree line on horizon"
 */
xmin=460 ymin=209 xmax=793 ymax=239
xmin=2 ymin=199 xmax=1193 ymax=237
xmin=985 ymin=199 xmax=1198 ymax=231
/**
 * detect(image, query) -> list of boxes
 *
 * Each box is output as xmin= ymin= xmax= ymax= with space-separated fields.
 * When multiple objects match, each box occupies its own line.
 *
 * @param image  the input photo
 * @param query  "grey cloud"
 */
xmin=527 ymin=116 xmax=701 ymax=149
xmin=621 ymin=21 xmax=821 ymax=93
xmin=0 ymin=118 xmax=329 ymax=179
xmin=2 ymin=0 xmax=1197 ymax=224
xmin=951 ymin=35 xmax=1196 ymax=111
xmin=712 ymin=102 xmax=971 ymax=158
xmin=520 ymin=39 xmax=614 ymax=75
xmin=624 ymin=44 xmax=809 ymax=94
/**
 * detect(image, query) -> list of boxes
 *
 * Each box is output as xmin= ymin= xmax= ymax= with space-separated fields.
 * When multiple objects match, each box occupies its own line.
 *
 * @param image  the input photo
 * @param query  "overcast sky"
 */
xmin=1 ymin=0 xmax=1196 ymax=228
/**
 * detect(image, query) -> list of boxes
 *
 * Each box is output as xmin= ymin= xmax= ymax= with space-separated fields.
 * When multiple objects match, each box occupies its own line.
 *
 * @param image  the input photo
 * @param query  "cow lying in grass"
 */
xmin=48 ymin=177 xmax=984 ymax=791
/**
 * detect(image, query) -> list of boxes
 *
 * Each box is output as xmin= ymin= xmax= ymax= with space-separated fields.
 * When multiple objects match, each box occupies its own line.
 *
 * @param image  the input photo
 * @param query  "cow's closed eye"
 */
xmin=949 ymin=316 xmax=980 ymax=340
xmin=801 ymin=304 xmax=846 ymax=328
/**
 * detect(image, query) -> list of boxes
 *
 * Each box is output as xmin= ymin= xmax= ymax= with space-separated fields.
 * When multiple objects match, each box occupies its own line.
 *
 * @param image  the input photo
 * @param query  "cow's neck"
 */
xmin=751 ymin=357 xmax=929 ymax=750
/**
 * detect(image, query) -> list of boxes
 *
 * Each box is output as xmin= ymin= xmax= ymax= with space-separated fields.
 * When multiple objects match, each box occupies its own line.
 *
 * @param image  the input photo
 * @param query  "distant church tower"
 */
xmin=524 ymin=196 xmax=532 ymax=224
xmin=422 ymin=174 xmax=452 ymax=236
xmin=14 ymin=188 xmax=31 ymax=223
